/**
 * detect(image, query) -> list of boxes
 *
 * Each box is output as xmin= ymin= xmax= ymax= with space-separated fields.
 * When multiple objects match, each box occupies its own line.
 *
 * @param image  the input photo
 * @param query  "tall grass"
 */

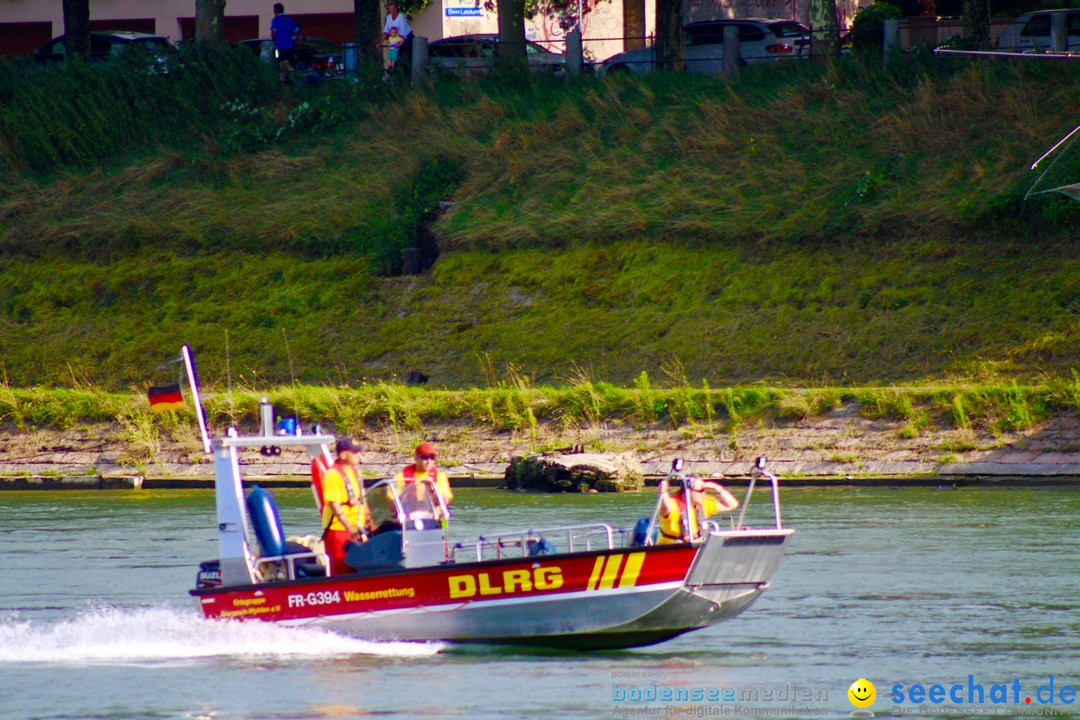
xmin=3 ymin=53 xmax=1078 ymax=262
xmin=0 ymin=46 xmax=279 ymax=173
xmin=5 ymin=382 xmax=1079 ymax=437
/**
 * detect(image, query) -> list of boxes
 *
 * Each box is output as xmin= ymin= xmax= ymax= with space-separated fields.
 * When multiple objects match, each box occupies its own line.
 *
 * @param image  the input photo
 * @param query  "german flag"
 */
xmin=148 ymin=384 xmax=185 ymax=412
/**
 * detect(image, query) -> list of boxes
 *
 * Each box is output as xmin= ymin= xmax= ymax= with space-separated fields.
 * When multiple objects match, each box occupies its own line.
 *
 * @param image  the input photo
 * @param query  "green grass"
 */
xmin=2 ymin=239 xmax=1079 ymax=389
xmin=3 ymin=382 xmax=1077 ymax=440
xmin=2 ymin=52 xmax=1080 ymax=398
xmin=2 ymin=54 xmax=1078 ymax=260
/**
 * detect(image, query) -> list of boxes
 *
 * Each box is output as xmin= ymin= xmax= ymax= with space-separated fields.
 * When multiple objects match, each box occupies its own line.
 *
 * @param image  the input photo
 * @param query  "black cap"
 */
xmin=336 ymin=437 xmax=363 ymax=454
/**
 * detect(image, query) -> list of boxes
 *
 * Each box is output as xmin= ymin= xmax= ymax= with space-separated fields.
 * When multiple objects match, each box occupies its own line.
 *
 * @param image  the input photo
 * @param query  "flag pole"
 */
xmin=182 ymin=344 xmax=212 ymax=454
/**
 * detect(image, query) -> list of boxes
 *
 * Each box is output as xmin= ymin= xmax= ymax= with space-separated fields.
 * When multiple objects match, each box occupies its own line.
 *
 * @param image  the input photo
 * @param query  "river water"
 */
xmin=0 ymin=485 xmax=1077 ymax=720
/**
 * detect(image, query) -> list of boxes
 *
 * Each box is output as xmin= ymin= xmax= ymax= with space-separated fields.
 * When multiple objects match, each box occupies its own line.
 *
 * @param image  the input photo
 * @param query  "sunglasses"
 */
xmin=420 ymin=454 xmax=436 ymax=460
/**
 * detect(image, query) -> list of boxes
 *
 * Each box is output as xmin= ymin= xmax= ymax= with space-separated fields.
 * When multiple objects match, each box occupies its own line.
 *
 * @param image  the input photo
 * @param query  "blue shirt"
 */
xmin=271 ymin=14 xmax=301 ymax=49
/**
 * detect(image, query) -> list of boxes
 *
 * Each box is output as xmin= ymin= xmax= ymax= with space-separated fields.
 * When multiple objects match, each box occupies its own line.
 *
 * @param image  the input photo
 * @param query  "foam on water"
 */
xmin=0 ymin=606 xmax=443 ymax=663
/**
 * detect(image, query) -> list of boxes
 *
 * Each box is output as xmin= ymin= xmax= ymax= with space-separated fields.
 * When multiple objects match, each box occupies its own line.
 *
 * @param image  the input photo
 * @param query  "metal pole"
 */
xmin=722 ymin=25 xmax=740 ymax=77
xmin=182 ymin=344 xmax=211 ymax=454
xmin=1051 ymin=12 xmax=1066 ymax=52
xmin=411 ymin=35 xmax=428 ymax=87
xmin=883 ymin=19 xmax=899 ymax=65
xmin=565 ymin=29 xmax=583 ymax=78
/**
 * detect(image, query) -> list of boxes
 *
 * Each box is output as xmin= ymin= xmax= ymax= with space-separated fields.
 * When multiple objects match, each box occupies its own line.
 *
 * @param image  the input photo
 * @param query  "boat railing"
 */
xmin=702 ymin=516 xmax=735 ymax=533
xmin=643 ymin=456 xmax=784 ymax=545
xmin=449 ymin=523 xmax=630 ymax=562
xmin=735 ymin=456 xmax=783 ymax=531
xmin=253 ymin=549 xmax=329 ymax=581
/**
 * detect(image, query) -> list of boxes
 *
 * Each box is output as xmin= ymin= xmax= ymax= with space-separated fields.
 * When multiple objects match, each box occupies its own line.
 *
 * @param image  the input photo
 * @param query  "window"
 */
xmin=429 ymin=39 xmax=468 ymax=57
xmin=40 ymin=38 xmax=67 ymax=56
xmin=734 ymin=24 xmax=767 ymax=42
xmin=1021 ymin=14 xmax=1050 ymax=37
xmin=768 ymin=22 xmax=810 ymax=38
xmin=687 ymin=24 xmax=724 ymax=46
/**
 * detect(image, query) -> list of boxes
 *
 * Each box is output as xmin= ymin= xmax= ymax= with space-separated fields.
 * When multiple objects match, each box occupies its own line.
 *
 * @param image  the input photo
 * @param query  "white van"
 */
xmin=995 ymin=9 xmax=1080 ymax=51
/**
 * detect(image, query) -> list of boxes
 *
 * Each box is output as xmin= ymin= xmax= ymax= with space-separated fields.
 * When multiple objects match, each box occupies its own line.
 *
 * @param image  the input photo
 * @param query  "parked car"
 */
xmin=995 ymin=9 xmax=1080 ymax=51
xmin=237 ymin=36 xmax=344 ymax=78
xmin=32 ymin=31 xmax=172 ymax=66
xmin=427 ymin=34 xmax=565 ymax=76
xmin=599 ymin=18 xmax=810 ymax=75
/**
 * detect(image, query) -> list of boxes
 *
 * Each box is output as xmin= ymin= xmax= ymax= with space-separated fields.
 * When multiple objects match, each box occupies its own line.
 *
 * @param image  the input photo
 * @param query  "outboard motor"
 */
xmin=196 ymin=560 xmax=221 ymax=589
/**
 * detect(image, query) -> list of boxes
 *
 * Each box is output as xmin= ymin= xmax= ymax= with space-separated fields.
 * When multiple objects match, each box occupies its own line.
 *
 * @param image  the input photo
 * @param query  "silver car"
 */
xmin=32 ymin=31 xmax=171 ymax=65
xmin=427 ymin=34 xmax=565 ymax=76
xmin=995 ymin=10 xmax=1080 ymax=52
xmin=600 ymin=18 xmax=810 ymax=74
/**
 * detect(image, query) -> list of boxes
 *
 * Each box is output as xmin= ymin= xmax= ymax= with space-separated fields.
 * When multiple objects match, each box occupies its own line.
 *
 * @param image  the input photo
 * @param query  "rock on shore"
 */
xmin=504 ymin=452 xmax=643 ymax=492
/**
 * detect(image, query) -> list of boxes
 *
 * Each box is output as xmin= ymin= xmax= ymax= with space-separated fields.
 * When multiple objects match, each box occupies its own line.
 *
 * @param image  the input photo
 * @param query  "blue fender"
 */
xmin=246 ymin=485 xmax=287 ymax=557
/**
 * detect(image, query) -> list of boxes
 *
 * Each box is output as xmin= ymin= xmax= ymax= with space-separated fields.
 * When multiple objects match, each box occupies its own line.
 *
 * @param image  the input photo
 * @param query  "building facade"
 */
xmin=0 ymin=0 xmax=662 ymax=61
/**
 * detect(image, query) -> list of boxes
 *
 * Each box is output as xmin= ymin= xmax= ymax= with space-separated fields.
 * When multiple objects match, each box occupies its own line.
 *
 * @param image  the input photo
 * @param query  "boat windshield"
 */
xmin=365 ymin=478 xmax=445 ymax=532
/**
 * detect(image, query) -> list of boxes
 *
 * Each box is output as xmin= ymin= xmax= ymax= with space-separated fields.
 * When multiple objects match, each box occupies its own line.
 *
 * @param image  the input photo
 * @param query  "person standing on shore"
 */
xmin=380 ymin=0 xmax=412 ymax=72
xmin=270 ymin=2 xmax=301 ymax=84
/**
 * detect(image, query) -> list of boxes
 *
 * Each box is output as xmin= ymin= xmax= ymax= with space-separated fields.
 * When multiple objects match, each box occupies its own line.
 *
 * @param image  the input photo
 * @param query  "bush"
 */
xmin=0 ymin=44 xmax=279 ymax=173
xmin=850 ymin=2 xmax=905 ymax=51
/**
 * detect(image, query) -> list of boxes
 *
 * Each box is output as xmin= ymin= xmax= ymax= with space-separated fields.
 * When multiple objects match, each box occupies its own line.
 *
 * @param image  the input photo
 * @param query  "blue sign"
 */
xmin=445 ymin=7 xmax=484 ymax=16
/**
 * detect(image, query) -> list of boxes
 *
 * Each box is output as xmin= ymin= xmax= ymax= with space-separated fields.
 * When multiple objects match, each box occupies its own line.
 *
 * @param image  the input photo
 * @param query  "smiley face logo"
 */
xmin=848 ymin=678 xmax=876 ymax=709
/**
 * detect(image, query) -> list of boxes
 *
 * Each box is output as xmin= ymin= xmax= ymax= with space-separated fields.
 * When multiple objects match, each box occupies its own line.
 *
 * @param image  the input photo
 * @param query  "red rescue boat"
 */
xmin=182 ymin=358 xmax=793 ymax=649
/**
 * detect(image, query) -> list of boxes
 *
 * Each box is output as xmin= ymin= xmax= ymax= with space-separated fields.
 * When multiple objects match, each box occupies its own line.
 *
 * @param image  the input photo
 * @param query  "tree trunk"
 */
xmin=808 ymin=0 xmax=840 ymax=56
xmin=962 ymin=0 xmax=990 ymax=49
xmin=654 ymin=0 xmax=684 ymax=71
xmin=195 ymin=0 xmax=227 ymax=48
xmin=623 ymin=0 xmax=646 ymax=51
xmin=355 ymin=0 xmax=383 ymax=65
xmin=497 ymin=0 xmax=527 ymax=68
xmin=62 ymin=0 xmax=91 ymax=58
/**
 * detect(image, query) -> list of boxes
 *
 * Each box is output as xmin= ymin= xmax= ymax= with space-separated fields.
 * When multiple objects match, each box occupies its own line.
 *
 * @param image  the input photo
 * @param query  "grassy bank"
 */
xmin=2 ymin=53 xmax=1079 ymax=393
xmin=2 ymin=54 xmax=1079 ymax=259
xmin=4 ymin=378 xmax=1080 ymax=439
xmin=2 ymin=239 xmax=1079 ymax=388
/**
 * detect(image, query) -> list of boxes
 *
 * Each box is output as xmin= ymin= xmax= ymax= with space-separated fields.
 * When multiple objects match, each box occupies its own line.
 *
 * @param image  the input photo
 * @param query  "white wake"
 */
xmin=0 ymin=606 xmax=443 ymax=663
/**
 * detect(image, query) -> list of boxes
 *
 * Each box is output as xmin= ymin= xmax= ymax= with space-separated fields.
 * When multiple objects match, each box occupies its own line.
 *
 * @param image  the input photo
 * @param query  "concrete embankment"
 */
xmin=4 ymin=410 xmax=1080 ymax=489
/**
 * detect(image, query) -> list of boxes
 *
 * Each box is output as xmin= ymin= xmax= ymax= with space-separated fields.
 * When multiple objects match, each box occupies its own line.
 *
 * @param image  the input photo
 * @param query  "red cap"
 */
xmin=415 ymin=442 xmax=437 ymax=457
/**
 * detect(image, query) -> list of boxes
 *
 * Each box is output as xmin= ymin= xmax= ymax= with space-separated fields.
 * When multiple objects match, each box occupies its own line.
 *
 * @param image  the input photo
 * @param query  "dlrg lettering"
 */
xmin=891 ymin=677 xmax=1076 ymax=706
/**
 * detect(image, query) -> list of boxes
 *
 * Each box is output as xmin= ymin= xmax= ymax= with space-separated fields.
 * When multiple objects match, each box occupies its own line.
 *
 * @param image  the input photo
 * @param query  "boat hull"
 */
xmin=191 ymin=528 xmax=793 ymax=649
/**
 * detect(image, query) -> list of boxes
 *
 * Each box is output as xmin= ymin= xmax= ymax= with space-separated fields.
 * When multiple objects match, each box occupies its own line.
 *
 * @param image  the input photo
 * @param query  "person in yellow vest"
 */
xmin=321 ymin=437 xmax=369 ymax=575
xmin=656 ymin=474 xmax=738 ymax=544
xmin=393 ymin=441 xmax=452 ymax=520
